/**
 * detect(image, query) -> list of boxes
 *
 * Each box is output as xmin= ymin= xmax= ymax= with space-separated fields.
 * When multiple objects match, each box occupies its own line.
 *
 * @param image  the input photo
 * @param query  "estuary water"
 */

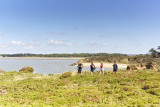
xmin=0 ymin=58 xmax=105 ymax=75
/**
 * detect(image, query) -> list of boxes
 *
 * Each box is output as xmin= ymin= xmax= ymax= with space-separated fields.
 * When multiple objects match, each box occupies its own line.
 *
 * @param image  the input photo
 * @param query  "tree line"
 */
xmin=0 ymin=46 xmax=159 ymax=58
xmin=0 ymin=53 xmax=127 ymax=58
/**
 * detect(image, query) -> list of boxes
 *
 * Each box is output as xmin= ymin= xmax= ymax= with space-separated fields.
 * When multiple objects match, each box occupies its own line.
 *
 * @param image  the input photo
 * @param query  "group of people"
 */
xmin=77 ymin=61 xmax=118 ymax=75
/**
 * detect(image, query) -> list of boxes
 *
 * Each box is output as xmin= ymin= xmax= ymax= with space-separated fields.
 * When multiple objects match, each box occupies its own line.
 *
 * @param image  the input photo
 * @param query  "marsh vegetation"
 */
xmin=0 ymin=70 xmax=160 ymax=106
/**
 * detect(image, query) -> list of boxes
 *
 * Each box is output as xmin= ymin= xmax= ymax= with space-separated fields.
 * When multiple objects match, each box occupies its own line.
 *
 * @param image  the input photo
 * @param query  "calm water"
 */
xmin=0 ymin=59 xmax=109 ymax=75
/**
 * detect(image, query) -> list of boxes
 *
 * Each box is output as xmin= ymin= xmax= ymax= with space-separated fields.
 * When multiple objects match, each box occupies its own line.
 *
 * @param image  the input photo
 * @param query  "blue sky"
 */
xmin=0 ymin=0 xmax=160 ymax=54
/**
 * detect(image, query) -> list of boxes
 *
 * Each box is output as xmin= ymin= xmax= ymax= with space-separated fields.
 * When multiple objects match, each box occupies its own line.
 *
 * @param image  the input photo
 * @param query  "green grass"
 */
xmin=0 ymin=70 xmax=160 ymax=106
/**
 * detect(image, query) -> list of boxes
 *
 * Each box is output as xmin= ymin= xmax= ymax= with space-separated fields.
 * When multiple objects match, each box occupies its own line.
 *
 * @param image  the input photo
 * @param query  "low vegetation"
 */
xmin=60 ymin=72 xmax=72 ymax=79
xmin=0 ymin=70 xmax=160 ymax=106
xmin=19 ymin=67 xmax=34 ymax=73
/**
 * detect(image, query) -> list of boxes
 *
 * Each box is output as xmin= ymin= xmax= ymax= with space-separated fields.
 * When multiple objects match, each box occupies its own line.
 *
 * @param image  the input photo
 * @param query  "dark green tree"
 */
xmin=157 ymin=46 xmax=160 ymax=57
xmin=149 ymin=48 xmax=157 ymax=58
xmin=157 ymin=46 xmax=160 ymax=50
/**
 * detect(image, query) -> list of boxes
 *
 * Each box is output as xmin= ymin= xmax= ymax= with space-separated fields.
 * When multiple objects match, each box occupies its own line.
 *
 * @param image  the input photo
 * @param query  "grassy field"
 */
xmin=0 ymin=70 xmax=160 ymax=107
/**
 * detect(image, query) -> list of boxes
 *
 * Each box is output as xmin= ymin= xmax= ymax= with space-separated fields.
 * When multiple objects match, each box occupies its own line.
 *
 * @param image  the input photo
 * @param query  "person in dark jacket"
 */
xmin=90 ymin=62 xmax=96 ymax=75
xmin=77 ymin=61 xmax=83 ymax=74
xmin=113 ymin=61 xmax=118 ymax=73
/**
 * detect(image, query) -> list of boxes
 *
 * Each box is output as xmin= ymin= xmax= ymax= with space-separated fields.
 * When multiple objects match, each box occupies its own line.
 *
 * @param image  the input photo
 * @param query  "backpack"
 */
xmin=94 ymin=66 xmax=96 ymax=70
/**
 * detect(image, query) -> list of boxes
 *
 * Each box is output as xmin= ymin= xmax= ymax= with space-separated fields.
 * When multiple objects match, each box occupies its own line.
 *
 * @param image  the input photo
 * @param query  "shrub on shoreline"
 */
xmin=19 ymin=67 xmax=34 ymax=73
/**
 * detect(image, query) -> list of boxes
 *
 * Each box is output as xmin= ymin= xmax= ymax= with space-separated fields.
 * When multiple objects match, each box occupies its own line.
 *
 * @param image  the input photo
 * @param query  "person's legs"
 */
xmin=100 ymin=70 xmax=102 ymax=74
xmin=100 ymin=69 xmax=102 ymax=74
xmin=90 ymin=69 xmax=94 ymax=75
xmin=78 ymin=69 xmax=82 ymax=74
xmin=102 ymin=69 xmax=104 ymax=75
xmin=102 ymin=71 xmax=104 ymax=75
xmin=90 ymin=71 xmax=92 ymax=75
xmin=112 ymin=69 xmax=115 ymax=74
xmin=100 ymin=69 xmax=104 ymax=75
xmin=113 ymin=70 xmax=117 ymax=74
xmin=92 ymin=69 xmax=95 ymax=75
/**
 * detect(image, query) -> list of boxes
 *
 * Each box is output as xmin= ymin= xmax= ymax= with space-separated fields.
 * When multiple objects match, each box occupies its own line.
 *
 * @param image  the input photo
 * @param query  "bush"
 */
xmin=60 ymin=72 xmax=72 ymax=79
xmin=147 ymin=90 xmax=158 ymax=96
xmin=142 ymin=85 xmax=150 ymax=90
xmin=19 ymin=67 xmax=34 ymax=73
xmin=126 ymin=65 xmax=137 ymax=70
xmin=146 ymin=62 xmax=154 ymax=69
xmin=123 ymin=87 xmax=129 ymax=91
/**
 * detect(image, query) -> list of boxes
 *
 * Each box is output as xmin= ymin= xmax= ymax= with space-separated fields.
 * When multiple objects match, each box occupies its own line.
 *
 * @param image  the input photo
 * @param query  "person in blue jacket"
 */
xmin=90 ymin=62 xmax=96 ymax=75
xmin=113 ymin=61 xmax=118 ymax=73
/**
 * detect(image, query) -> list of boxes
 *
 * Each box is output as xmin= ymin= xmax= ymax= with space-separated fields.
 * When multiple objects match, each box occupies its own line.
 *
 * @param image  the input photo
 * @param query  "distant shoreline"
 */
xmin=0 ymin=57 xmax=84 ymax=60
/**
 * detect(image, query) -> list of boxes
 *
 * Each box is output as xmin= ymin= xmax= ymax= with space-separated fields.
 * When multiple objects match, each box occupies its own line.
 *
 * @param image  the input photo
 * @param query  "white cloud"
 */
xmin=11 ymin=41 xmax=24 ymax=46
xmin=66 ymin=43 xmax=73 ymax=46
xmin=0 ymin=32 xmax=3 ymax=35
xmin=49 ymin=40 xmax=63 ymax=45
xmin=10 ymin=41 xmax=34 ymax=50
xmin=103 ymin=43 xmax=108 ymax=46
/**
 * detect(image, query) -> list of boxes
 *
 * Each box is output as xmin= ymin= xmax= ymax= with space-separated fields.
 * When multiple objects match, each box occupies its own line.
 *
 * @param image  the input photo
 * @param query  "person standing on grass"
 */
xmin=113 ymin=61 xmax=118 ymax=73
xmin=77 ymin=61 xmax=83 ymax=74
xmin=90 ymin=62 xmax=96 ymax=75
xmin=100 ymin=62 xmax=104 ymax=74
